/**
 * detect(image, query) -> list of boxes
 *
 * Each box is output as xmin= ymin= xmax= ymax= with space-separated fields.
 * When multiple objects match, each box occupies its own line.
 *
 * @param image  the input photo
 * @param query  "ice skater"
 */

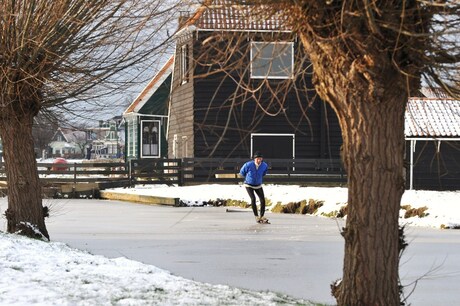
xmin=239 ymin=151 xmax=269 ymax=223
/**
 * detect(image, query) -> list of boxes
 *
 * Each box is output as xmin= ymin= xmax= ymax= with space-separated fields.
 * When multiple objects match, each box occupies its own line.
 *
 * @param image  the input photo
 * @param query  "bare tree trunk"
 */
xmin=0 ymin=113 xmax=49 ymax=240
xmin=297 ymin=34 xmax=407 ymax=306
xmin=0 ymin=0 xmax=180 ymax=241
xmin=334 ymin=94 xmax=406 ymax=305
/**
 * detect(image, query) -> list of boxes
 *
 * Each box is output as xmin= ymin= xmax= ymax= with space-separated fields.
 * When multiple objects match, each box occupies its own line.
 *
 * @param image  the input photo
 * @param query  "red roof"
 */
xmin=183 ymin=0 xmax=290 ymax=32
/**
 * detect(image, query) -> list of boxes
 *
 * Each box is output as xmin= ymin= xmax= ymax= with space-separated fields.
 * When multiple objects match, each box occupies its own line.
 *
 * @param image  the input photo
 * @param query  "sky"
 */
xmin=1 ymin=184 xmax=459 ymax=305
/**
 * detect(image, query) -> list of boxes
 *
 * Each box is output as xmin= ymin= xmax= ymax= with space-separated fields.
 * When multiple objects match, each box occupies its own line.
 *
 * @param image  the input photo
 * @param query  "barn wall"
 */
xmin=168 ymin=34 xmax=195 ymax=158
xmin=191 ymin=31 xmax=342 ymax=159
xmin=406 ymin=140 xmax=460 ymax=190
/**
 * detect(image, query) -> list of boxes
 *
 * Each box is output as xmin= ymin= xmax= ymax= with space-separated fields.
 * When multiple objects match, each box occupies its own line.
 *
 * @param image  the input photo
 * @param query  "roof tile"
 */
xmin=188 ymin=0 xmax=291 ymax=32
xmin=405 ymin=98 xmax=460 ymax=137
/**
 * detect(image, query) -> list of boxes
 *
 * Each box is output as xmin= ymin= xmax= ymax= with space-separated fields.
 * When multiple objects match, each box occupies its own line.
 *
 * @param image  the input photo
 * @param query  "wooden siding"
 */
xmin=168 ymin=35 xmax=195 ymax=158
xmin=406 ymin=140 xmax=460 ymax=190
xmin=191 ymin=32 xmax=342 ymax=159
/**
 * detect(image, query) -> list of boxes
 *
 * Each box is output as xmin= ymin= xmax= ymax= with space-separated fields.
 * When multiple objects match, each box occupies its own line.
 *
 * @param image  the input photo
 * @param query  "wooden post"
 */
xmin=409 ymin=140 xmax=415 ymax=190
xmin=128 ymin=159 xmax=133 ymax=188
xmin=178 ymin=158 xmax=183 ymax=186
xmin=73 ymin=163 xmax=77 ymax=186
xmin=72 ymin=163 xmax=77 ymax=198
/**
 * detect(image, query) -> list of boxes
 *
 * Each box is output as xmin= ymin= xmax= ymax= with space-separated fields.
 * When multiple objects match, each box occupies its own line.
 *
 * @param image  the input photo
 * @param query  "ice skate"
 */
xmin=258 ymin=216 xmax=270 ymax=224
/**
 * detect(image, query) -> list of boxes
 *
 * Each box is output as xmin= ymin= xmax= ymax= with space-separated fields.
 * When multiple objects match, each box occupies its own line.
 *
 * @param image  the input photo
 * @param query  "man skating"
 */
xmin=239 ymin=152 xmax=269 ymax=223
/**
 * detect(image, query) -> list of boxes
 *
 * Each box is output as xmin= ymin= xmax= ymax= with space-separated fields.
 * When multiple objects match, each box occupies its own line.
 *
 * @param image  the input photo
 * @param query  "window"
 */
xmin=180 ymin=44 xmax=189 ymax=84
xmin=127 ymin=119 xmax=138 ymax=158
xmin=141 ymin=120 xmax=161 ymax=158
xmin=250 ymin=42 xmax=294 ymax=79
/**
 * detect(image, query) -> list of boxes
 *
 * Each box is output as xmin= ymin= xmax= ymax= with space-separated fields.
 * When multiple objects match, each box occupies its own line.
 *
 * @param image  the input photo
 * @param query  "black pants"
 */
xmin=245 ymin=187 xmax=265 ymax=217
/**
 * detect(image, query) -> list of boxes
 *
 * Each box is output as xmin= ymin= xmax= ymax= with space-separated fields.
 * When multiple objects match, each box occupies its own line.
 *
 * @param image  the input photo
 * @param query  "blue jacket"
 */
xmin=239 ymin=160 xmax=268 ymax=186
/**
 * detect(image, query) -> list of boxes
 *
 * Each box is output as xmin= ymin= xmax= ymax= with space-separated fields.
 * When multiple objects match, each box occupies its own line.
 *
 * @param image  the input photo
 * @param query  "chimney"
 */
xmin=178 ymin=11 xmax=190 ymax=28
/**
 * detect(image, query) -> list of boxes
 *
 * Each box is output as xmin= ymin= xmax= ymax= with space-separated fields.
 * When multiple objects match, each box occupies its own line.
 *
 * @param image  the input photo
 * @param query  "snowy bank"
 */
xmin=0 ymin=232 xmax=313 ymax=306
xmin=107 ymin=184 xmax=460 ymax=229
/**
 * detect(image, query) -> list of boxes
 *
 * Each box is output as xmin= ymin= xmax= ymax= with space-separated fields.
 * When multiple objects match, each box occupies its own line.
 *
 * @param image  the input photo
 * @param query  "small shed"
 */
xmin=405 ymin=98 xmax=460 ymax=190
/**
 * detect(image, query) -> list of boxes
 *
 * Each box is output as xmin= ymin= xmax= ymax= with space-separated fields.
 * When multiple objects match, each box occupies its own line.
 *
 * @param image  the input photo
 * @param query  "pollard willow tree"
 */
xmin=254 ymin=1 xmax=459 ymax=305
xmin=197 ymin=0 xmax=459 ymax=305
xmin=0 ymin=0 xmax=181 ymax=240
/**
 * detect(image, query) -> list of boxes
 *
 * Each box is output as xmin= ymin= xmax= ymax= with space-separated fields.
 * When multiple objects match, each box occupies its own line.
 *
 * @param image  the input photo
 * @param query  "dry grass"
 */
xmin=401 ymin=205 xmax=429 ymax=218
xmin=224 ymin=199 xmax=249 ymax=208
xmin=337 ymin=205 xmax=348 ymax=218
xmin=272 ymin=199 xmax=324 ymax=215
xmin=440 ymin=224 xmax=460 ymax=229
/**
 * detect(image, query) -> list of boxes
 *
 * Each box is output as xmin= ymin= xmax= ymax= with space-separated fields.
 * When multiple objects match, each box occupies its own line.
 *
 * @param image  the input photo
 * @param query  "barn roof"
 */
xmin=124 ymin=56 xmax=174 ymax=115
xmin=181 ymin=0 xmax=290 ymax=33
xmin=405 ymin=98 xmax=460 ymax=137
xmin=129 ymin=2 xmax=460 ymax=140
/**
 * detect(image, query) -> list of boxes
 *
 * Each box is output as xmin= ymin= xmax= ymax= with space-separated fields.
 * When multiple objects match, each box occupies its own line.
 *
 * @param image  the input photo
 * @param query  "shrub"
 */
xmin=284 ymin=202 xmax=300 ymax=213
xmin=305 ymin=199 xmax=324 ymax=214
xmin=224 ymin=199 xmax=249 ymax=208
xmin=272 ymin=202 xmax=284 ymax=213
xmin=265 ymin=198 xmax=272 ymax=207
xmin=401 ymin=204 xmax=411 ymax=210
xmin=441 ymin=224 xmax=460 ymax=229
xmin=271 ymin=199 xmax=324 ymax=215
xmin=402 ymin=205 xmax=429 ymax=218
xmin=337 ymin=205 xmax=348 ymax=218
xmin=321 ymin=211 xmax=339 ymax=218
xmin=207 ymin=198 xmax=226 ymax=206
xmin=297 ymin=200 xmax=308 ymax=214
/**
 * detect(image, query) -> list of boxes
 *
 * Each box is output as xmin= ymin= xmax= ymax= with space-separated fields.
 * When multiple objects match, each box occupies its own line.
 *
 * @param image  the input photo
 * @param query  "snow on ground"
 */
xmin=1 ymin=184 xmax=458 ymax=305
xmin=0 ymin=231 xmax=313 ymax=306
xmin=108 ymin=184 xmax=460 ymax=229
xmin=34 ymin=159 xmax=458 ymax=229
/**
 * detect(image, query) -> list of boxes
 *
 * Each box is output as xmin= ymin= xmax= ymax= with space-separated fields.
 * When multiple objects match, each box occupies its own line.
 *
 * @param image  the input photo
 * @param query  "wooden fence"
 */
xmin=129 ymin=158 xmax=346 ymax=186
xmin=0 ymin=158 xmax=346 ymax=196
xmin=0 ymin=161 xmax=130 ymax=197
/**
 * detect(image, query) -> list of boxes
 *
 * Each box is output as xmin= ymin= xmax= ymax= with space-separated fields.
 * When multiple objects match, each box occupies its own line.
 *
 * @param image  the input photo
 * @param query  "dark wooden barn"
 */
xmin=167 ymin=1 xmax=342 ymax=160
xmin=124 ymin=1 xmax=459 ymax=190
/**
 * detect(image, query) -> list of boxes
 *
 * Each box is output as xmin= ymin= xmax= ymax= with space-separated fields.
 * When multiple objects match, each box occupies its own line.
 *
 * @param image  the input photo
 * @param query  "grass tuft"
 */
xmin=272 ymin=199 xmax=324 ymax=215
xmin=401 ymin=205 xmax=429 ymax=218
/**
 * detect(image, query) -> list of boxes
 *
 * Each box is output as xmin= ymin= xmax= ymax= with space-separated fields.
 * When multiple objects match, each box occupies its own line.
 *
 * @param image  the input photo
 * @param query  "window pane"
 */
xmin=251 ymin=42 xmax=293 ymax=79
xmin=180 ymin=44 xmax=189 ymax=84
xmin=141 ymin=120 xmax=160 ymax=158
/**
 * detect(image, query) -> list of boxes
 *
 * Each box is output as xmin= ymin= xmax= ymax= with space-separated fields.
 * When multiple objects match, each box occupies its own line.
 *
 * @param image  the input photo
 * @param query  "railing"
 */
xmin=127 ymin=158 xmax=346 ymax=186
xmin=128 ymin=159 xmax=183 ymax=186
xmin=0 ymin=161 xmax=129 ymax=197
xmin=0 ymin=158 xmax=346 ymax=193
xmin=39 ymin=162 xmax=128 ymax=184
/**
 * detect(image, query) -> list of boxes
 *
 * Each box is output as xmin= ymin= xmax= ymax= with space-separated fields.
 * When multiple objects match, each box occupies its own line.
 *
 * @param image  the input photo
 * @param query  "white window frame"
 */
xmin=250 ymin=42 xmax=294 ymax=79
xmin=180 ymin=44 xmax=189 ymax=84
xmin=127 ymin=118 xmax=138 ymax=158
xmin=140 ymin=120 xmax=161 ymax=158
xmin=173 ymin=134 xmax=178 ymax=158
